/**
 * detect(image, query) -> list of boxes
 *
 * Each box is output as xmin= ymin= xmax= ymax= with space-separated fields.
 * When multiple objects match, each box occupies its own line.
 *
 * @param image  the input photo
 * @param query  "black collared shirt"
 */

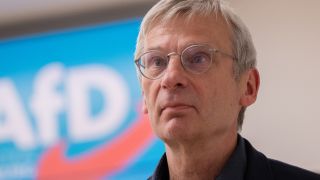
xmin=148 ymin=135 xmax=247 ymax=180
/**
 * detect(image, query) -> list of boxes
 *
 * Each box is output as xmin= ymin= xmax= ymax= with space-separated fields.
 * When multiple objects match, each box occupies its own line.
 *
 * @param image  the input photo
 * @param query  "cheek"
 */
xmin=200 ymin=74 xmax=240 ymax=119
xmin=142 ymin=81 xmax=159 ymax=115
xmin=142 ymin=81 xmax=164 ymax=136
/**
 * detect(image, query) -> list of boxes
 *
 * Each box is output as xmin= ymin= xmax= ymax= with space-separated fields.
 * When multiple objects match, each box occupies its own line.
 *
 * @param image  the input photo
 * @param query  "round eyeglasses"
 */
xmin=135 ymin=44 xmax=236 ymax=80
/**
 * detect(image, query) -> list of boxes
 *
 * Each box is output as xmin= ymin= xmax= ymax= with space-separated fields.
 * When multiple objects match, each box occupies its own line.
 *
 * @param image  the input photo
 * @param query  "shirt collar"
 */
xmin=216 ymin=135 xmax=247 ymax=180
xmin=149 ymin=135 xmax=247 ymax=180
xmin=149 ymin=153 xmax=169 ymax=180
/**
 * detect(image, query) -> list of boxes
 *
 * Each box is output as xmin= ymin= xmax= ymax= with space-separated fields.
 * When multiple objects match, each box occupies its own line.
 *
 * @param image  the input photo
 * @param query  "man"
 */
xmin=134 ymin=0 xmax=320 ymax=179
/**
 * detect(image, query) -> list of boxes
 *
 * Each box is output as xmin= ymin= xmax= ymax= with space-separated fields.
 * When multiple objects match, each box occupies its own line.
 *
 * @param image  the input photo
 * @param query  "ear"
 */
xmin=142 ymin=91 xmax=149 ymax=114
xmin=240 ymin=68 xmax=260 ymax=107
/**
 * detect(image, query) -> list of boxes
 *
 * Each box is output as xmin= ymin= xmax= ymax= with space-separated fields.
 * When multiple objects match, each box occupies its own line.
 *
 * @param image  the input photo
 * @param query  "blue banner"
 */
xmin=0 ymin=18 xmax=163 ymax=179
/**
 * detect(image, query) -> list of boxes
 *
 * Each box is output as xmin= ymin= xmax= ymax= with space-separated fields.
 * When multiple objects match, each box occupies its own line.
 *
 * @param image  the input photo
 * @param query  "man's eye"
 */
xmin=149 ymin=57 xmax=166 ymax=68
xmin=190 ymin=53 xmax=209 ymax=64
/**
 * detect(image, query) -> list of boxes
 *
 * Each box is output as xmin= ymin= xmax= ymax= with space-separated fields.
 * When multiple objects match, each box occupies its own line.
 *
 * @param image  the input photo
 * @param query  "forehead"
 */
xmin=144 ymin=14 xmax=233 ymax=52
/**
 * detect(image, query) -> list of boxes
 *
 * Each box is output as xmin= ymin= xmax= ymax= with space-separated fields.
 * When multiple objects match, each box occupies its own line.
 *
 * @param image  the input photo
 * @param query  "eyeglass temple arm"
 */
xmin=135 ymin=59 xmax=146 ymax=69
xmin=214 ymin=49 xmax=237 ymax=61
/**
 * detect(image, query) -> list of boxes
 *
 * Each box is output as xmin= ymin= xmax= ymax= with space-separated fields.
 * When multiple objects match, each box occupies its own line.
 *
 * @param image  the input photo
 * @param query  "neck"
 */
xmin=165 ymin=131 xmax=238 ymax=180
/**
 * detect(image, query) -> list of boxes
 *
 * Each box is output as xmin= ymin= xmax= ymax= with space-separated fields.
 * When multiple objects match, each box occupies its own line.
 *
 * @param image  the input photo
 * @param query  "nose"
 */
xmin=160 ymin=55 xmax=188 ymax=90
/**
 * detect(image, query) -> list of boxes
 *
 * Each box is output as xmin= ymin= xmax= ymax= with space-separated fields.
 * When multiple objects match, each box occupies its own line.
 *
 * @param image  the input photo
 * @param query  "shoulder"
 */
xmin=268 ymin=159 xmax=320 ymax=180
xmin=243 ymin=137 xmax=320 ymax=180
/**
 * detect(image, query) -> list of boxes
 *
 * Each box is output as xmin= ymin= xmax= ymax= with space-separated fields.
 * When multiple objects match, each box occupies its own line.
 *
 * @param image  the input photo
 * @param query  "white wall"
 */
xmin=229 ymin=0 xmax=320 ymax=172
xmin=0 ymin=0 xmax=155 ymax=26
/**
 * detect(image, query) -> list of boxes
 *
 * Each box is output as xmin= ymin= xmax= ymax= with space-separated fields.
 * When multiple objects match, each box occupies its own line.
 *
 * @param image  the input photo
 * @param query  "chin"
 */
xmin=158 ymin=118 xmax=197 ymax=143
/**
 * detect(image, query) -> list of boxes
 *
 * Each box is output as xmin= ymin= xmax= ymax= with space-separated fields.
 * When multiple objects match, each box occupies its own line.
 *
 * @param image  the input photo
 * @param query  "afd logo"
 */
xmin=0 ymin=62 xmax=155 ymax=179
xmin=0 ymin=63 xmax=131 ymax=149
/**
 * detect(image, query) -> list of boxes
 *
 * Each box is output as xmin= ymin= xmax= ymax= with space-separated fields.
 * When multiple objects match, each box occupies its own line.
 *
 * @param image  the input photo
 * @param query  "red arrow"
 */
xmin=37 ymin=110 xmax=154 ymax=179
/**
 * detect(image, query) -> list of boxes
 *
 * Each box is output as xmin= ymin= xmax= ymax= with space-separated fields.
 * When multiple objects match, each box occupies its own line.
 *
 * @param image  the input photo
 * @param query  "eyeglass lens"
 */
xmin=138 ymin=45 xmax=212 ymax=79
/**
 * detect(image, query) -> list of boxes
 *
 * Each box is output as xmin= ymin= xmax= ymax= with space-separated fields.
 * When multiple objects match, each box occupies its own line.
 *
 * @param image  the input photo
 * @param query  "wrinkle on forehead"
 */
xmin=144 ymin=14 xmax=233 ymax=55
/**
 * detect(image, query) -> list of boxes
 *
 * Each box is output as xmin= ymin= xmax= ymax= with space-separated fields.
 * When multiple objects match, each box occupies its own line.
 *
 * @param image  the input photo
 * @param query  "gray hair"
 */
xmin=134 ymin=0 xmax=257 ymax=130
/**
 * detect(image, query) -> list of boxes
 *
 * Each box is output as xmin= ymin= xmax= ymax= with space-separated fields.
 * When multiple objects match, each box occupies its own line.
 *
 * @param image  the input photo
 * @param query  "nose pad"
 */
xmin=166 ymin=53 xmax=185 ymax=72
xmin=160 ymin=55 xmax=188 ymax=90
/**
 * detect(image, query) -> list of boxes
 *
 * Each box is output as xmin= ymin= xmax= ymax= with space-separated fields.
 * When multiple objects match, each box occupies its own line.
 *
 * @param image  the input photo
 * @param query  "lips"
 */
xmin=160 ymin=102 xmax=194 ymax=114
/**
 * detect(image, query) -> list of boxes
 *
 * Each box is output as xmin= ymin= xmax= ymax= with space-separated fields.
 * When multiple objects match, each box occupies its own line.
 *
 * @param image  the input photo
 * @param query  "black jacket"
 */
xmin=148 ymin=138 xmax=320 ymax=180
xmin=243 ymin=138 xmax=320 ymax=180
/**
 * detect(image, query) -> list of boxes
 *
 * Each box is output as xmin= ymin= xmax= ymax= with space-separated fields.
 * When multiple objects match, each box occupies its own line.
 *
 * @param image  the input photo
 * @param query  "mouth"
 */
xmin=160 ymin=103 xmax=194 ymax=115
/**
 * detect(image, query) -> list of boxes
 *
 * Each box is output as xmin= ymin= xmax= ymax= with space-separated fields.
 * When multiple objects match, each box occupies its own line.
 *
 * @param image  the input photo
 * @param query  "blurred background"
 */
xmin=0 ymin=0 xmax=319 ymax=179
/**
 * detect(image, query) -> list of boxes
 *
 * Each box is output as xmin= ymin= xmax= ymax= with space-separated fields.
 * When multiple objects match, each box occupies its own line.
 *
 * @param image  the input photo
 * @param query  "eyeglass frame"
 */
xmin=134 ymin=44 xmax=237 ymax=80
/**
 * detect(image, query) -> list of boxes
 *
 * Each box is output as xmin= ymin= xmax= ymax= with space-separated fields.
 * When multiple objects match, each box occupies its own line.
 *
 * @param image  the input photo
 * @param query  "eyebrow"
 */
xmin=145 ymin=41 xmax=213 ymax=52
xmin=145 ymin=46 xmax=164 ymax=52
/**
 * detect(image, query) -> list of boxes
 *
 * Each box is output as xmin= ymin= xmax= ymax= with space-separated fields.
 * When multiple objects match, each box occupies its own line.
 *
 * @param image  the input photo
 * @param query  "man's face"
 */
xmin=140 ymin=15 xmax=247 ymax=144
